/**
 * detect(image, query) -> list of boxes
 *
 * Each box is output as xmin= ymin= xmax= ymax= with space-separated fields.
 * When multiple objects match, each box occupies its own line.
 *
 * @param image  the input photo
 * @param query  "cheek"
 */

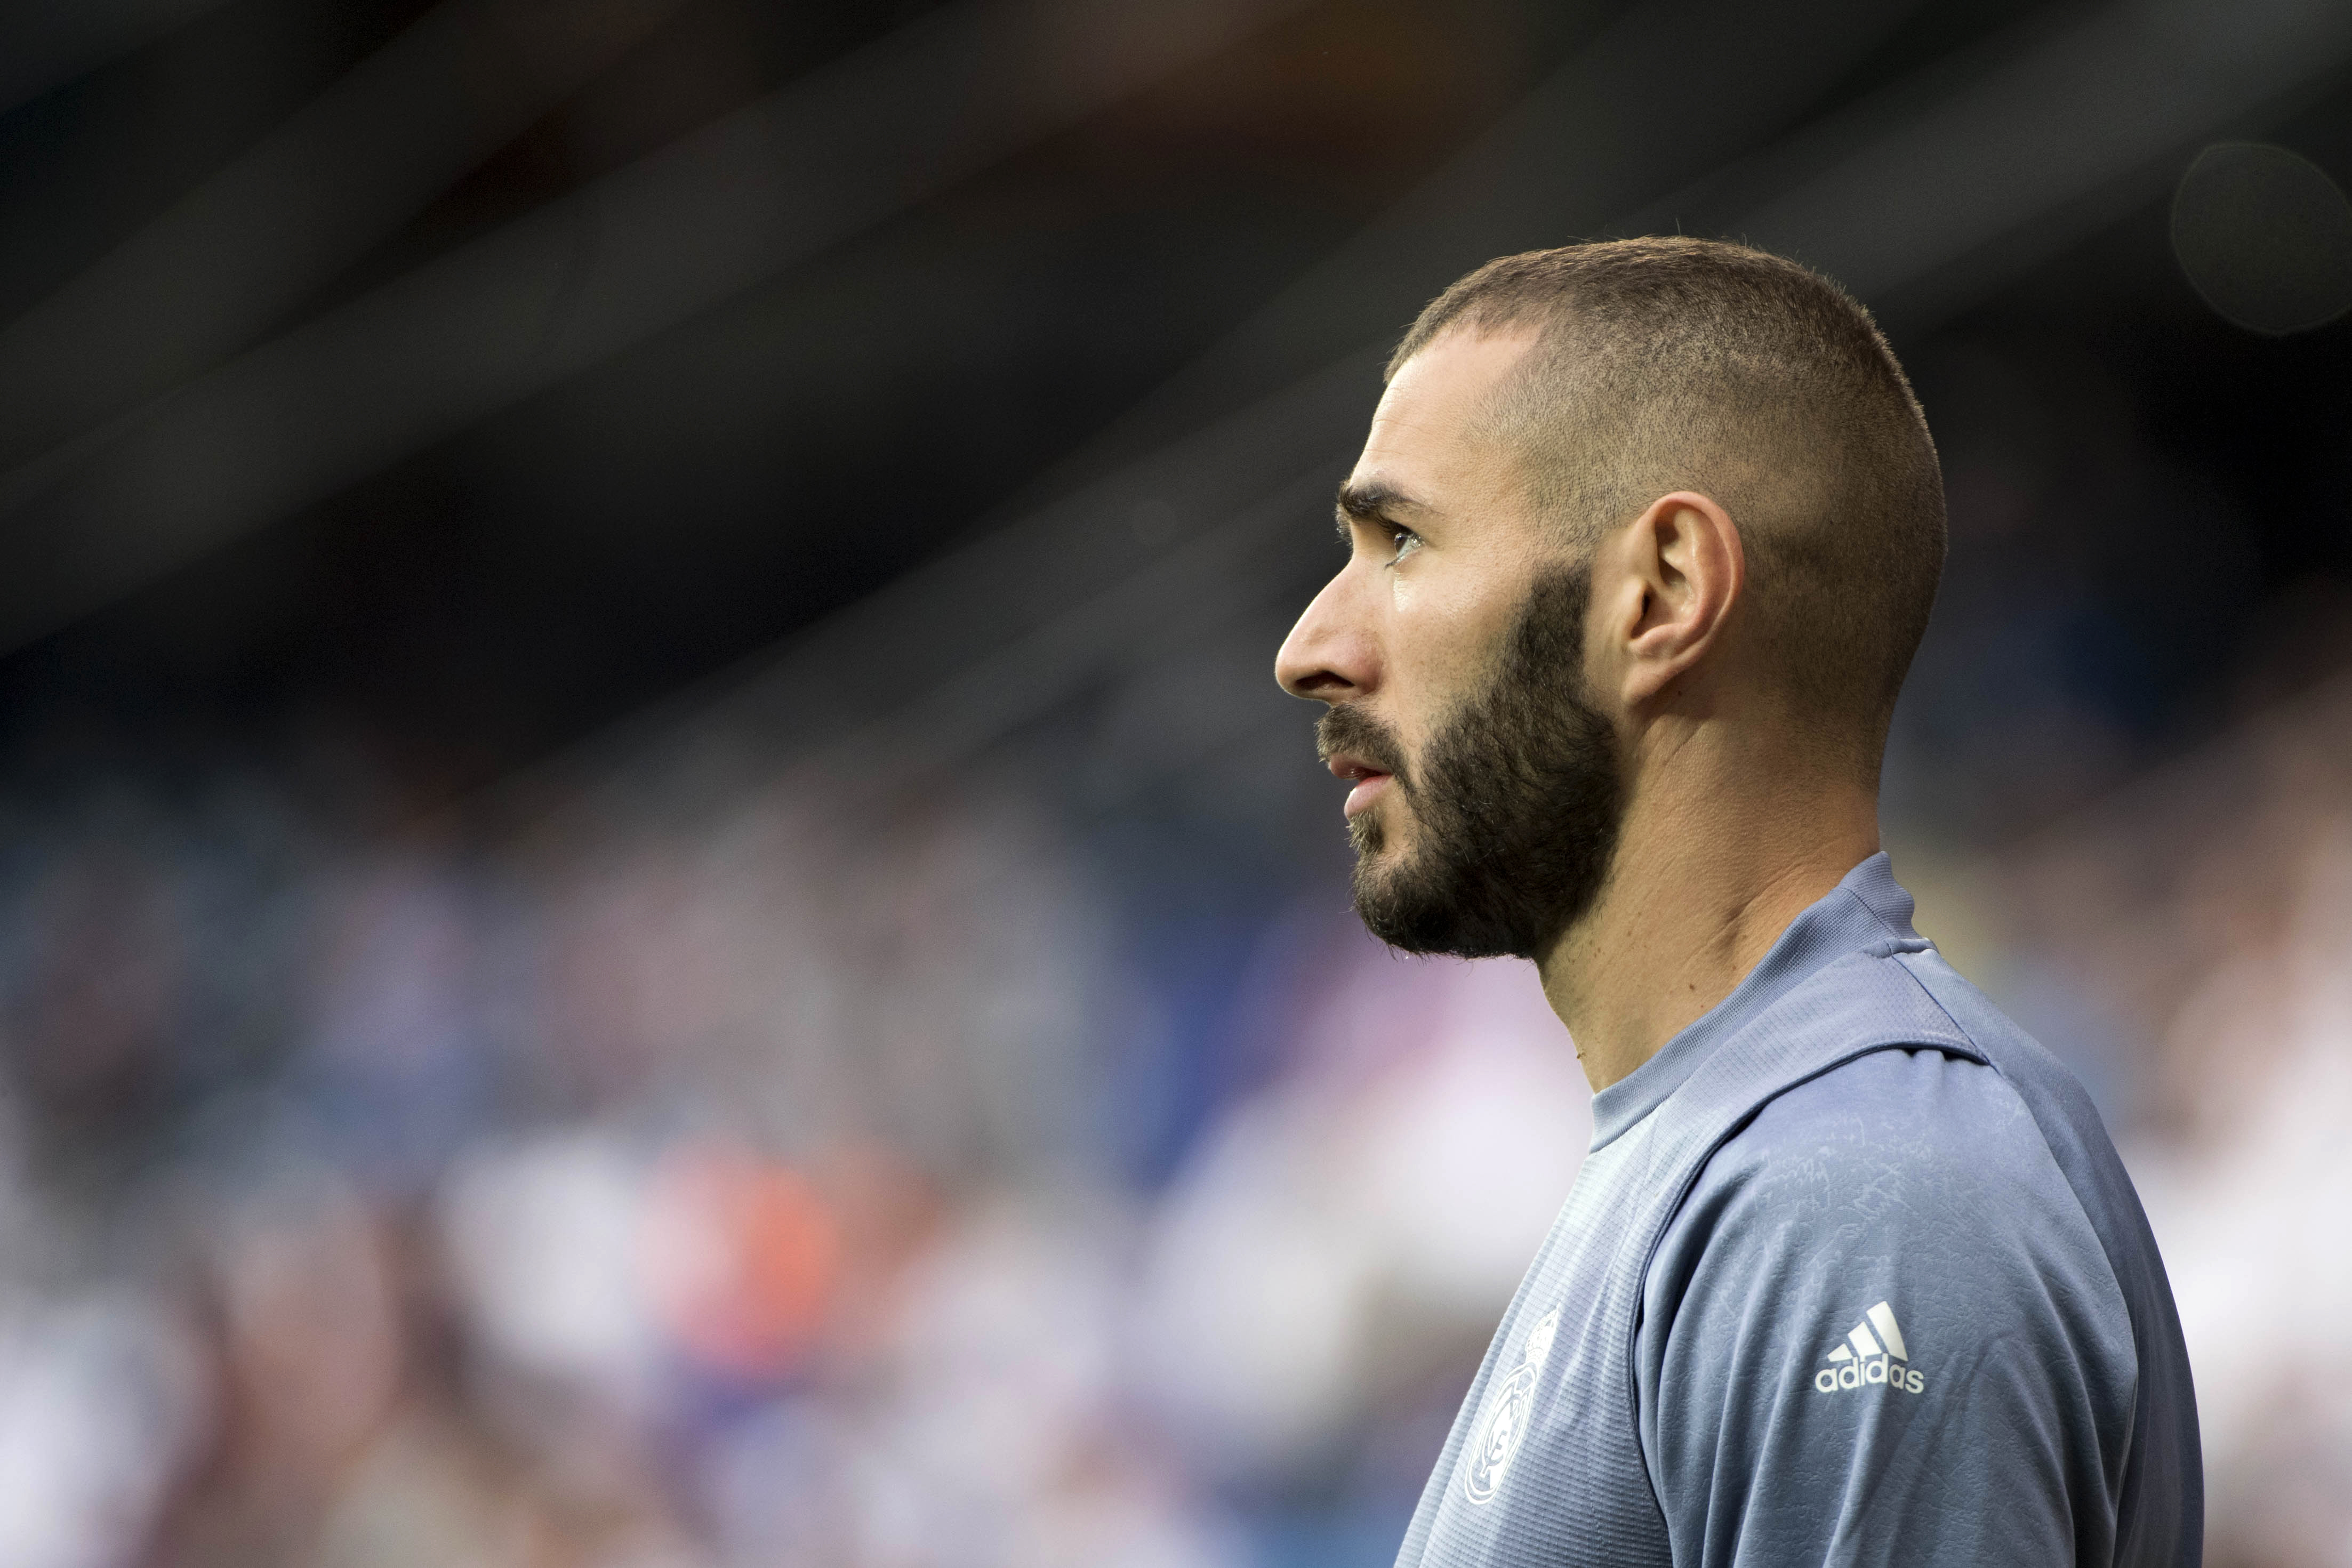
xmin=1387 ymin=568 xmax=1523 ymax=727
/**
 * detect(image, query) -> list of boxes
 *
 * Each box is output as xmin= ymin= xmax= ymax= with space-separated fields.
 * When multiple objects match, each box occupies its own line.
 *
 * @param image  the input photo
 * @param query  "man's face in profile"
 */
xmin=1275 ymin=329 xmax=1624 ymax=960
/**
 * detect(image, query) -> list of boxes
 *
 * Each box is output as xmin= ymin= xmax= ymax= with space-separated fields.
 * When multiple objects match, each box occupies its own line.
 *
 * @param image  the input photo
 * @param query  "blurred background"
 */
xmin=0 ymin=0 xmax=2347 ymax=1563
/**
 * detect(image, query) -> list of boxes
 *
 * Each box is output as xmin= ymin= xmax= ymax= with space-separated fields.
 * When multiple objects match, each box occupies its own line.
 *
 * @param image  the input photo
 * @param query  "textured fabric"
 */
xmin=1392 ymin=854 xmax=2201 ymax=1568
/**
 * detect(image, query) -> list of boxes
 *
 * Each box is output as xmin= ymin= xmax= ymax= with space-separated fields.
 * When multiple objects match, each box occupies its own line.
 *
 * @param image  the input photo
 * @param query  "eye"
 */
xmin=1386 ymin=525 xmax=1425 ymax=564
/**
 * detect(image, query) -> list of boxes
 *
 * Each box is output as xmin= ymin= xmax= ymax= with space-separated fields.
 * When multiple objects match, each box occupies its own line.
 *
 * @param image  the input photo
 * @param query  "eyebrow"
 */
xmin=1332 ymin=479 xmax=1427 ymax=540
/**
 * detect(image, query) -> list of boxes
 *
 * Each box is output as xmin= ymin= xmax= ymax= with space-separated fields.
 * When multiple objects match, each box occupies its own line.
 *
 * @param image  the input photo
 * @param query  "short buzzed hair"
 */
xmin=1390 ymin=238 xmax=1946 ymax=781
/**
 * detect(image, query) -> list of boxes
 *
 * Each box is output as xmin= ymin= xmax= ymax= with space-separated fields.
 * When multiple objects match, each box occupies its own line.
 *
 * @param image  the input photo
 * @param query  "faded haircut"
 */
xmin=1388 ymin=237 xmax=1946 ymax=782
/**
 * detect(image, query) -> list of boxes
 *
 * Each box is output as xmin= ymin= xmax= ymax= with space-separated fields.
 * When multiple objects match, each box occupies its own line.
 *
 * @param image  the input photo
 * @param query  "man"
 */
xmin=1274 ymin=238 xmax=2200 ymax=1566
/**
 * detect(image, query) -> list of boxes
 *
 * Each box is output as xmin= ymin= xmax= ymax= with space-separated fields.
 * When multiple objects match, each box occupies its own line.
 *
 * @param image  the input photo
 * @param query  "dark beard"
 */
xmin=1318 ymin=562 xmax=1624 ymax=960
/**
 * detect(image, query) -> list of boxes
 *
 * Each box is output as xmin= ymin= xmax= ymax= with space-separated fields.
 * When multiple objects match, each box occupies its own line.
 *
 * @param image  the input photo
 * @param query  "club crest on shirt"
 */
xmin=1464 ymin=1307 xmax=1560 ymax=1504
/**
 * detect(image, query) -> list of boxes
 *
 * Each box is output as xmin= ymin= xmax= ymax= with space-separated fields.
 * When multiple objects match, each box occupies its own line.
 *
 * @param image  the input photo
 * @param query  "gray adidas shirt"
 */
xmin=1395 ymin=855 xmax=2201 ymax=1567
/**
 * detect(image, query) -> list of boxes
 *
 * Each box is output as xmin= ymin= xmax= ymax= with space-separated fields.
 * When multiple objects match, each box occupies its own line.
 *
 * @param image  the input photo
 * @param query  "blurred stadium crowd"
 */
xmin=0 ymin=660 xmax=2345 ymax=1568
xmin=0 ymin=737 xmax=1584 ymax=1568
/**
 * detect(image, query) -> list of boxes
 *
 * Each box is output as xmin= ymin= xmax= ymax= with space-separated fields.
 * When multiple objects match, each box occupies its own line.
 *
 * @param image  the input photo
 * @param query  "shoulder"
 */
xmin=1644 ymin=1044 xmax=2136 ymax=1393
xmin=1716 ymin=1046 xmax=2049 ymax=1208
xmin=1671 ymin=1047 xmax=2106 ymax=1272
xmin=1631 ymin=1041 xmax=2156 ymax=1562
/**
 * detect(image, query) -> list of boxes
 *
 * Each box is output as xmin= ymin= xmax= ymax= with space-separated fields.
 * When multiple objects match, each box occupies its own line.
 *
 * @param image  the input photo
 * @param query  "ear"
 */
xmin=1600 ymin=490 xmax=1745 ymax=710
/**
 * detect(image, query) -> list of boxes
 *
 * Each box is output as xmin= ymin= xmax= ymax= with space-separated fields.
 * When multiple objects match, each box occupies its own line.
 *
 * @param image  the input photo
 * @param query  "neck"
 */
xmin=1536 ymin=744 xmax=1880 ymax=1093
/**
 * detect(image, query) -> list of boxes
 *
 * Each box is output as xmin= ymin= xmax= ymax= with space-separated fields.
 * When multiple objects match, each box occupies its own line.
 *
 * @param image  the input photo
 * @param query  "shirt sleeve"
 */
xmin=1635 ymin=1046 xmax=2140 ymax=1567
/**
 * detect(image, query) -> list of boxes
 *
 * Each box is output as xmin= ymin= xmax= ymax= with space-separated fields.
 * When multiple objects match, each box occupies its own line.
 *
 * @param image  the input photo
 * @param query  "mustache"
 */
xmin=1316 ymin=705 xmax=1410 ymax=788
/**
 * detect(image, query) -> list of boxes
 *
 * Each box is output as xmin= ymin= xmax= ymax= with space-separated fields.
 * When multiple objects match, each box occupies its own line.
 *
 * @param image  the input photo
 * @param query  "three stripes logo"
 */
xmin=1813 ymin=1301 xmax=1926 ymax=1395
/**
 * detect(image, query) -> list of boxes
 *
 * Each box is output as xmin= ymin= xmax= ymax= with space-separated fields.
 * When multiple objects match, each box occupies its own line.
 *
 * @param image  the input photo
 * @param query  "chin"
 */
xmin=1346 ymin=799 xmax=1409 ymax=859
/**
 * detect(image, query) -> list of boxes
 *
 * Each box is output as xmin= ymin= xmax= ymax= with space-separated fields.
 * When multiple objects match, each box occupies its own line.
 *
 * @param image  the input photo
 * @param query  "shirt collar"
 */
xmin=1586 ymin=852 xmax=1925 ymax=1151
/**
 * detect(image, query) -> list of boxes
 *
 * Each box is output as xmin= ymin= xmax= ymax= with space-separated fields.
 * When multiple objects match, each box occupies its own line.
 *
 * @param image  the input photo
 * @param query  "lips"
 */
xmin=1323 ymin=751 xmax=1394 ymax=818
xmin=1316 ymin=709 xmax=1407 ymax=821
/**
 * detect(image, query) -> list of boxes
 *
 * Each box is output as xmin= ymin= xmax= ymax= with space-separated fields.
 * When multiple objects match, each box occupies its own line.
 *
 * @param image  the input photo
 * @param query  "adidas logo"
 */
xmin=1812 ymin=1301 xmax=1926 ymax=1395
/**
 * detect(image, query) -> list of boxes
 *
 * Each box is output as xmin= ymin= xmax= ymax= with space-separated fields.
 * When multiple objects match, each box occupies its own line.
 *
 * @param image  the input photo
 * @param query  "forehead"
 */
xmin=1351 ymin=327 xmax=1543 ymax=504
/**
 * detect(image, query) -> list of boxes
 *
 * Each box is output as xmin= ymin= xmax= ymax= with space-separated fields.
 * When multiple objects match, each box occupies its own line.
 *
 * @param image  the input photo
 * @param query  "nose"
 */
xmin=1275 ymin=568 xmax=1377 ymax=702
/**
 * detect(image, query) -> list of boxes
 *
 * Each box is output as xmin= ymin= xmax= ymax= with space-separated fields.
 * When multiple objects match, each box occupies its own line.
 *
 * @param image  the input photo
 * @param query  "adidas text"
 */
xmin=1813 ymin=1355 xmax=1925 ymax=1395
